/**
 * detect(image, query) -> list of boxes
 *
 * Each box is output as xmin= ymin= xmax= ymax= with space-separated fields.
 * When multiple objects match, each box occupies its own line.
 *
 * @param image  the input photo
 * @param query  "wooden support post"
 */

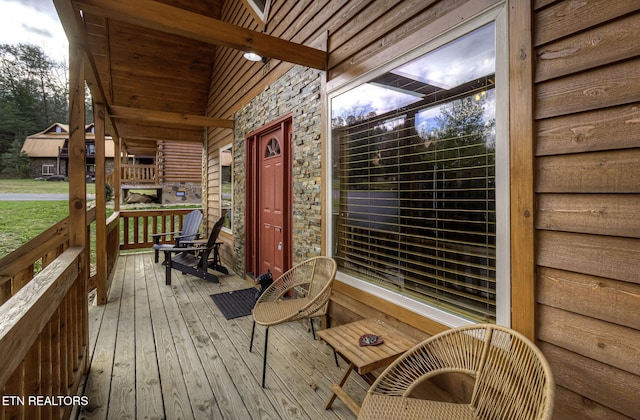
xmin=68 ymin=44 xmax=86 ymax=248
xmin=509 ymin=0 xmax=535 ymax=340
xmin=115 ymin=137 xmax=121 ymax=211
xmin=94 ymin=102 xmax=108 ymax=304
xmin=67 ymin=42 xmax=90 ymax=375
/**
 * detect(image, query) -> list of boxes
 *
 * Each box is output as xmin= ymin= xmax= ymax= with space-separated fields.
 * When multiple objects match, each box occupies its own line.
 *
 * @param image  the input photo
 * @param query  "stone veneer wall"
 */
xmin=161 ymin=182 xmax=202 ymax=205
xmin=232 ymin=66 xmax=323 ymax=275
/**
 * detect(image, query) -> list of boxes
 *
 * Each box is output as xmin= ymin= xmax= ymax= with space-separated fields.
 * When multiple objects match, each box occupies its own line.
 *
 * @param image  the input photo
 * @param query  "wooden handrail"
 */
xmin=0 ymin=247 xmax=83 ymax=385
xmin=0 ymin=218 xmax=68 ymax=280
xmin=0 ymin=207 xmax=99 ymax=305
xmin=0 ymin=247 xmax=88 ymax=419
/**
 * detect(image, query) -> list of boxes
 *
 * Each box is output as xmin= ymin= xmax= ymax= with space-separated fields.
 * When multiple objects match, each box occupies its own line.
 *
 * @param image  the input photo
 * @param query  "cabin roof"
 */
xmin=22 ymin=124 xmax=116 ymax=158
xmin=21 ymin=139 xmax=67 ymax=157
xmin=55 ymin=0 xmax=327 ymax=157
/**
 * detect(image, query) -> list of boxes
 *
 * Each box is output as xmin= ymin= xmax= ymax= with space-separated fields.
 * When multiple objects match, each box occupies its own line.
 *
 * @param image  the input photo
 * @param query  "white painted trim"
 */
xmin=220 ymin=143 xmax=233 ymax=234
xmin=326 ymin=2 xmax=510 ymax=328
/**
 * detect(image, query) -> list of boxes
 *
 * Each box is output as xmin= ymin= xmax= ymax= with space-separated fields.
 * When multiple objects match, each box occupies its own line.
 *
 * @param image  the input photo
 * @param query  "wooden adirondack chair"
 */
xmin=151 ymin=209 xmax=203 ymax=263
xmin=161 ymin=215 xmax=228 ymax=285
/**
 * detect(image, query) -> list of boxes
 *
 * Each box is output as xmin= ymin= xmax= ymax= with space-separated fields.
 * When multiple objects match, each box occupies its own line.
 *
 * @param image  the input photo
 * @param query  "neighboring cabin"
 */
xmin=22 ymin=123 xmax=203 ymax=205
xmin=21 ymin=123 xmax=115 ymax=180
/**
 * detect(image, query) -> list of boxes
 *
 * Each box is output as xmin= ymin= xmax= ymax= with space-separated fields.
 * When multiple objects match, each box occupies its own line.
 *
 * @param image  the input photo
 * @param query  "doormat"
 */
xmin=210 ymin=288 xmax=257 ymax=320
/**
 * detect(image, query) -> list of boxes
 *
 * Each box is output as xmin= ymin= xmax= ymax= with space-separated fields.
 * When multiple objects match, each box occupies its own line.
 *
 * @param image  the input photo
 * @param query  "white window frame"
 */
xmin=42 ymin=164 xmax=55 ymax=175
xmin=220 ymin=144 xmax=233 ymax=233
xmin=244 ymin=0 xmax=271 ymax=23
xmin=325 ymin=4 xmax=510 ymax=328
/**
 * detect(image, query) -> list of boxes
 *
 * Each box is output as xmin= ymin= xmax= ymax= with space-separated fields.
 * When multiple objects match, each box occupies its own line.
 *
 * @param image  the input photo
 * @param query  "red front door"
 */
xmin=246 ymin=116 xmax=292 ymax=280
xmin=259 ymin=128 xmax=285 ymax=278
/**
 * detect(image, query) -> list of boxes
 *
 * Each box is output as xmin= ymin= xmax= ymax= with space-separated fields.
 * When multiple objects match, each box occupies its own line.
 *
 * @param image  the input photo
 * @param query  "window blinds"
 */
xmin=333 ymin=85 xmax=497 ymax=322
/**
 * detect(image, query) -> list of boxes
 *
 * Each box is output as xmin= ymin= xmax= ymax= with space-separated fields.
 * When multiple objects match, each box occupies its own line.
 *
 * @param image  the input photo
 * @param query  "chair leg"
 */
xmin=250 ymin=321 xmax=256 ymax=352
xmin=164 ymin=251 xmax=172 ymax=285
xmin=310 ymin=318 xmax=317 ymax=340
xmin=262 ymin=327 xmax=269 ymax=388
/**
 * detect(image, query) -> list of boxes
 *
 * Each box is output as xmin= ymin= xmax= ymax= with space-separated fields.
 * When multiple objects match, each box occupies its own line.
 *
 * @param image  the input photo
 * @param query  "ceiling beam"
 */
xmin=109 ymin=105 xmax=233 ymax=129
xmin=116 ymin=122 xmax=204 ymax=143
xmin=73 ymin=0 xmax=328 ymax=70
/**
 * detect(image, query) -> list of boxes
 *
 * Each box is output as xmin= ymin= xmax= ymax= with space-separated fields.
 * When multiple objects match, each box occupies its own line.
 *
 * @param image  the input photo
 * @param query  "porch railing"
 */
xmin=0 ymin=207 xmax=198 ymax=419
xmin=0 ymin=247 xmax=87 ymax=420
xmin=0 ymin=206 xmax=103 ymax=420
xmin=120 ymin=163 xmax=158 ymax=184
xmin=119 ymin=208 xmax=202 ymax=250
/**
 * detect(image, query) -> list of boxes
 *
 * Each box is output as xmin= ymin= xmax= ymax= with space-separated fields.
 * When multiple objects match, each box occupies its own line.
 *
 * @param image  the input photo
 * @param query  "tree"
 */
xmin=0 ymin=140 xmax=30 ymax=177
xmin=0 ymin=43 xmax=69 ymax=173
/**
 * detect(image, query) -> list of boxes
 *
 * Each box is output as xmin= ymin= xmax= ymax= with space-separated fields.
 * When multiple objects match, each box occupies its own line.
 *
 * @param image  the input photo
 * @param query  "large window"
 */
xmin=330 ymin=21 xmax=507 ymax=324
xmin=220 ymin=145 xmax=233 ymax=231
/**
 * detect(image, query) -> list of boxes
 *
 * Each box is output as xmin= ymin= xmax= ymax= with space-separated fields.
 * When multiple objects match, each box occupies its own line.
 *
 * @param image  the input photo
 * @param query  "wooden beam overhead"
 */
xmin=73 ymin=0 xmax=328 ymax=70
xmin=116 ymin=122 xmax=203 ymax=143
xmin=109 ymin=105 xmax=233 ymax=129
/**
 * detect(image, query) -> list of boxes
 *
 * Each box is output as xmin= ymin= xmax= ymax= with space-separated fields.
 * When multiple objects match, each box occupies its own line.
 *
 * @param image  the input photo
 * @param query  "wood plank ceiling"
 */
xmin=52 ymin=0 xmax=327 ymax=157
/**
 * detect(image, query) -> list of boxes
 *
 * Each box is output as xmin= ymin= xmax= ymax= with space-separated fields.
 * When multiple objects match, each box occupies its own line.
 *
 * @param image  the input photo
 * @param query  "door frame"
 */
xmin=245 ymin=113 xmax=293 ymax=277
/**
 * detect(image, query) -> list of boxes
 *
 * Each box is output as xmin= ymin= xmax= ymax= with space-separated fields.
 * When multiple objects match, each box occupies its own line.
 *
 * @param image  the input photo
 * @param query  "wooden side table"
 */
xmin=317 ymin=318 xmax=418 ymax=416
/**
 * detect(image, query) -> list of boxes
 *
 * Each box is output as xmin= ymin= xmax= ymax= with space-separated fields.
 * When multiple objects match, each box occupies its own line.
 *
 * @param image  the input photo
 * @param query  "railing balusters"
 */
xmin=119 ymin=208 xmax=201 ymax=250
xmin=41 ymin=323 xmax=53 ymax=420
xmin=4 ymin=362 xmax=24 ymax=419
xmin=24 ymin=338 xmax=41 ymax=419
xmin=120 ymin=164 xmax=157 ymax=184
xmin=0 ymin=207 xmax=200 ymax=419
xmin=51 ymin=309 xmax=61 ymax=420
xmin=134 ymin=216 xmax=140 ymax=245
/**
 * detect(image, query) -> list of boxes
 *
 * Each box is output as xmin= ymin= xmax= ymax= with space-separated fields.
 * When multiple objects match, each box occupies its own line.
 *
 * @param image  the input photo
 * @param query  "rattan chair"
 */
xmin=250 ymin=256 xmax=337 ymax=387
xmin=359 ymin=324 xmax=554 ymax=420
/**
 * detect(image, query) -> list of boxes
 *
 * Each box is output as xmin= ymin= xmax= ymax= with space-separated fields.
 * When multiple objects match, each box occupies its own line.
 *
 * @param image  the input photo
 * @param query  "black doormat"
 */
xmin=210 ymin=288 xmax=257 ymax=320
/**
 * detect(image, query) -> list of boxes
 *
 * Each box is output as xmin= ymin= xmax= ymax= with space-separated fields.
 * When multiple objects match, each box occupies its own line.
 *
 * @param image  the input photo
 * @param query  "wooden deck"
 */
xmin=81 ymin=251 xmax=365 ymax=419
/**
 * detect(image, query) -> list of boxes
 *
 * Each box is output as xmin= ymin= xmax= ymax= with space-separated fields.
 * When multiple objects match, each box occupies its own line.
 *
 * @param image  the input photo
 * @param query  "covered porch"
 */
xmin=84 ymin=251 xmax=362 ymax=419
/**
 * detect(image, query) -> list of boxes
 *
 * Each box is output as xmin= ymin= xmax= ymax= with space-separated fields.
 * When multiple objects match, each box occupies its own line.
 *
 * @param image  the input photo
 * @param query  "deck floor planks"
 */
xmin=161 ymin=278 xmax=220 ymax=419
xmin=109 ymin=255 xmax=136 ymax=419
xmin=81 ymin=251 xmax=127 ymax=419
xmin=168 ymin=265 xmax=253 ymax=420
xmin=136 ymin=253 xmax=165 ymax=420
xmin=277 ymin=321 xmax=370 ymax=408
xmin=188 ymin=271 xmax=353 ymax=420
xmin=143 ymin=253 xmax=195 ymax=419
xmin=151 ymin=256 xmax=220 ymax=419
xmin=184 ymin=267 xmax=326 ymax=419
xmin=83 ymin=251 xmax=358 ymax=420
xmin=184 ymin=269 xmax=294 ymax=419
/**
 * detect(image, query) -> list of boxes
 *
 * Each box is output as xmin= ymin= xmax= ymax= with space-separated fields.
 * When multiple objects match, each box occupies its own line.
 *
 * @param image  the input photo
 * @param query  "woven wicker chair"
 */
xmin=359 ymin=324 xmax=554 ymax=420
xmin=250 ymin=256 xmax=337 ymax=387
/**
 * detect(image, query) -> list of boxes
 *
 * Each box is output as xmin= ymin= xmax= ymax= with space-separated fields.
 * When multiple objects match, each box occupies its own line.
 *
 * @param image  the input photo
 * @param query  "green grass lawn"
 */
xmin=0 ymin=179 xmax=198 ymax=262
xmin=0 ymin=179 xmax=97 ymax=259
xmin=0 ymin=201 xmax=69 ymax=258
xmin=0 ymin=179 xmax=96 ymax=194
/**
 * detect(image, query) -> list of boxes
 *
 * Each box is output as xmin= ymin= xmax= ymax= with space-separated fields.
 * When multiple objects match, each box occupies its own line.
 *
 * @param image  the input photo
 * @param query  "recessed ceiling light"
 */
xmin=243 ymin=52 xmax=263 ymax=62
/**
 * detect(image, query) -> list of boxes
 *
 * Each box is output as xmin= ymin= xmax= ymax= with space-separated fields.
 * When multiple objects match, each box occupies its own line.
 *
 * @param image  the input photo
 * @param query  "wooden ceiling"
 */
xmin=52 ymin=0 xmax=327 ymax=157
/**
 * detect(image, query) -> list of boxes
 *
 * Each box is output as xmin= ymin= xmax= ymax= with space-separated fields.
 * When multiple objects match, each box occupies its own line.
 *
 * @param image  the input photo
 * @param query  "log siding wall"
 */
xmin=533 ymin=1 xmax=640 ymax=418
